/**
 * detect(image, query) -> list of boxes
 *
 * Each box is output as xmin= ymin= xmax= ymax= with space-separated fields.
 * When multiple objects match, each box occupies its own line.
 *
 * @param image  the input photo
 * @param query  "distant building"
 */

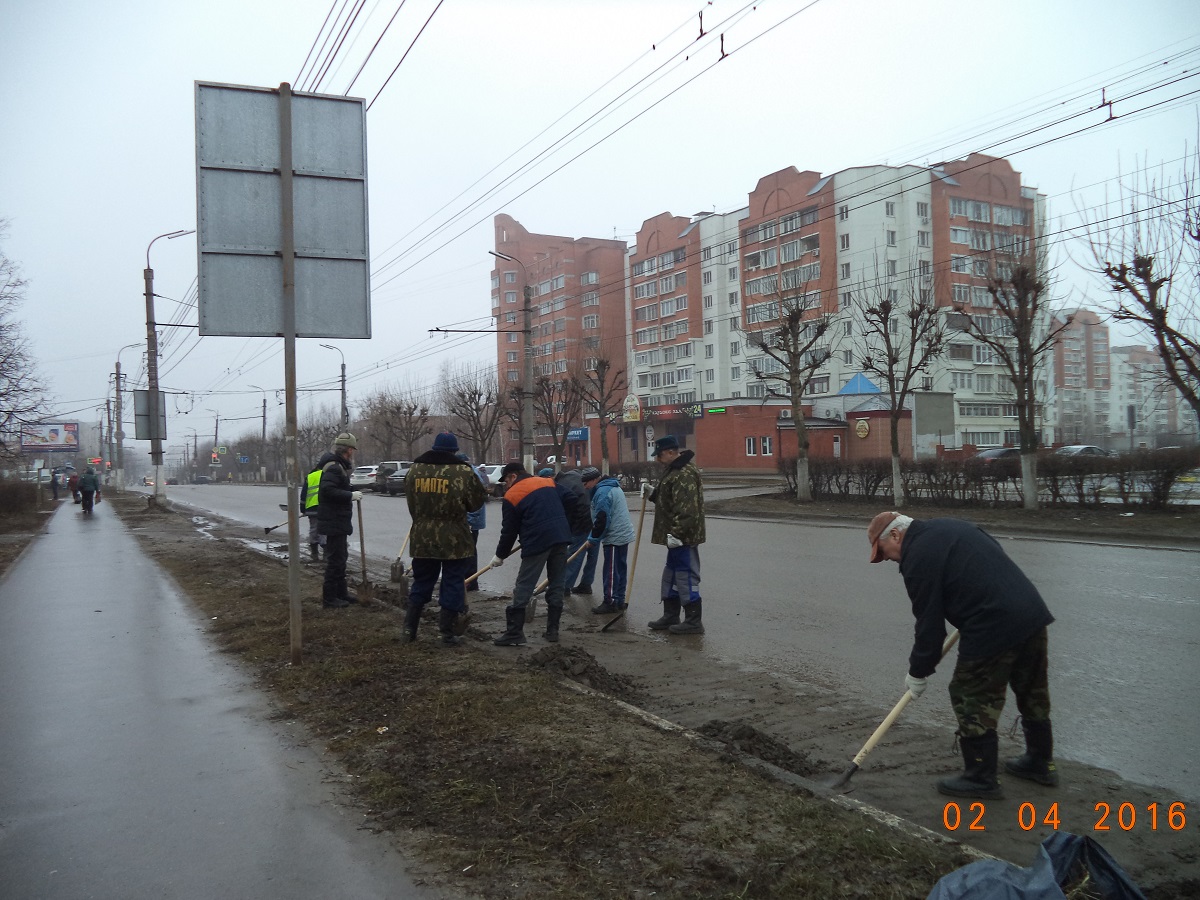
xmin=1052 ymin=308 xmax=1111 ymax=446
xmin=1108 ymin=345 xmax=1199 ymax=449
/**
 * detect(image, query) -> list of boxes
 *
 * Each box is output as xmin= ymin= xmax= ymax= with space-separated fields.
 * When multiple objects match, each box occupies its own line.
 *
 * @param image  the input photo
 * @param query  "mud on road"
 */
xmin=110 ymin=494 xmax=1198 ymax=898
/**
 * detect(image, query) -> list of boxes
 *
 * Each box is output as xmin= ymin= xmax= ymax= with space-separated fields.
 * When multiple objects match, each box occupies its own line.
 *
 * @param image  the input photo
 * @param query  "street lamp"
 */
xmin=319 ymin=344 xmax=349 ymax=428
xmin=145 ymin=228 xmax=195 ymax=503
xmin=248 ymin=384 xmax=272 ymax=481
xmin=114 ymin=341 xmax=141 ymax=493
xmin=490 ymin=250 xmax=535 ymax=472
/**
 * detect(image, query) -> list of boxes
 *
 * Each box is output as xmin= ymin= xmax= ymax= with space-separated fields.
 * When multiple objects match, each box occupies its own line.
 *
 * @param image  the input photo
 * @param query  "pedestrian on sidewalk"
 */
xmin=645 ymin=436 xmax=706 ymax=634
xmin=316 ymin=433 xmax=363 ymax=609
xmin=403 ymin=434 xmax=487 ymax=644
xmin=68 ymin=471 xmax=80 ymax=503
xmin=490 ymin=463 xmax=575 ymax=646
xmin=50 ymin=471 xmax=59 ymax=501
xmin=582 ymin=468 xmax=634 ymax=614
xmin=78 ymin=467 xmax=101 ymax=515
xmin=459 ymin=451 xmax=489 ymax=592
xmin=867 ymin=511 xmax=1058 ymax=800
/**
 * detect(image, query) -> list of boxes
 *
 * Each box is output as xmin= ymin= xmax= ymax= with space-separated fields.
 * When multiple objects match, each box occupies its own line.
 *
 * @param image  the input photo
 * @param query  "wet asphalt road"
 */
xmin=158 ymin=484 xmax=1199 ymax=801
xmin=0 ymin=500 xmax=440 ymax=898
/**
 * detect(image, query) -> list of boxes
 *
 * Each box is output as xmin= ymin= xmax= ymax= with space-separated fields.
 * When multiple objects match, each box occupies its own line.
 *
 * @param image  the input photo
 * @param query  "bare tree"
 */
xmin=295 ymin=405 xmax=342 ymax=467
xmin=571 ymin=347 xmax=626 ymax=475
xmin=360 ymin=386 xmax=433 ymax=459
xmin=857 ymin=257 xmax=949 ymax=506
xmin=950 ymin=251 xmax=1069 ymax=509
xmin=742 ymin=280 xmax=838 ymax=502
xmin=0 ymin=221 xmax=49 ymax=460
xmin=1081 ymin=152 xmax=1200 ymax=432
xmin=531 ymin=375 xmax=583 ymax=471
xmin=440 ymin=361 xmax=504 ymax=461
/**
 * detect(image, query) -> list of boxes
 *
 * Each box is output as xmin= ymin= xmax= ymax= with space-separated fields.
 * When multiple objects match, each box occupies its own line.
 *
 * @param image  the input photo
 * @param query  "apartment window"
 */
xmin=552 ymin=275 xmax=565 ymax=291
xmin=659 ymin=297 xmax=676 ymax=317
xmin=705 ymin=369 xmax=715 ymax=382
xmin=972 ymin=286 xmax=992 ymax=307
xmin=838 ymin=204 xmax=849 ymax=220
xmin=844 ymin=321 xmax=853 ymax=335
xmin=581 ymin=271 xmax=598 ymax=285
xmin=950 ymin=197 xmax=969 ymax=217
xmin=886 ymin=230 xmax=897 ymax=247
xmin=728 ymin=291 xmax=739 ymax=307
xmin=731 ymin=365 xmax=741 ymax=381
xmin=704 ymin=319 xmax=713 ymax=334
xmin=973 ymin=259 xmax=989 ymax=277
xmin=888 ymin=319 xmax=898 ymax=334
xmin=760 ymin=436 xmax=773 ymax=456
xmin=917 ymin=201 xmax=929 ymax=218
xmin=676 ymin=366 xmax=693 ymax=383
xmin=507 ymin=332 xmax=518 ymax=343
xmin=887 ymin=289 xmax=898 ymax=303
xmin=950 ymin=227 xmax=970 ymax=244
xmin=507 ymin=370 xmax=519 ymax=381
xmin=949 ymin=343 xmax=974 ymax=361
xmin=729 ymin=266 xmax=738 ymax=281
xmin=505 ymin=312 xmax=517 ymax=323
xmin=676 ymin=342 xmax=693 ymax=358
xmin=919 ymin=259 xmax=932 ymax=275
xmin=507 ymin=351 xmax=518 ymax=363
xmin=705 ymin=344 xmax=714 ymax=358
xmin=964 ymin=431 xmax=1001 ymax=445
xmin=974 ymin=345 xmax=997 ymax=364
xmin=730 ymin=340 xmax=740 ymax=356
xmin=702 ymin=246 xmax=713 ymax=261
xmin=922 ymin=376 xmax=933 ymax=391
xmin=918 ymin=231 xmax=930 ymax=247
xmin=840 ymin=234 xmax=850 ymax=251
xmin=975 ymin=374 xmax=995 ymax=393
xmin=843 ymin=349 xmax=853 ymax=364
xmin=582 ymin=291 xmax=599 ymax=307
xmin=886 ymin=260 xmax=897 ymax=277
xmin=841 ymin=263 xmax=851 ymax=279
xmin=806 ymin=375 xmax=830 ymax=394
xmin=634 ymin=281 xmax=658 ymax=300
xmin=703 ymin=294 xmax=713 ymax=309
xmin=745 ymin=437 xmax=758 ymax=456
xmin=505 ymin=291 xmax=517 ymax=304
xmin=952 ymin=284 xmax=971 ymax=305
xmin=663 ymin=345 xmax=676 ymax=364
xmin=970 ymin=230 xmax=990 ymax=251
xmin=952 ymin=371 xmax=974 ymax=390
xmin=969 ymin=202 xmax=991 ymax=222
xmin=702 ymin=270 xmax=713 ymax=285
xmin=951 ymin=255 xmax=969 ymax=273
xmin=583 ymin=314 xmax=599 ymax=329
xmin=885 ymin=201 xmax=896 ymax=217
xmin=729 ymin=316 xmax=740 ymax=331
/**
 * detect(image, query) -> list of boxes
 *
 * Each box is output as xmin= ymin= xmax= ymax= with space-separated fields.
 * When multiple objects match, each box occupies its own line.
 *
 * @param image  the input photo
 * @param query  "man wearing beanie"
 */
xmin=404 ymin=432 xmax=487 ymax=644
xmin=565 ymin=467 xmax=602 ymax=596
xmin=317 ymin=432 xmax=363 ymax=608
xmin=867 ymin=511 xmax=1057 ymax=800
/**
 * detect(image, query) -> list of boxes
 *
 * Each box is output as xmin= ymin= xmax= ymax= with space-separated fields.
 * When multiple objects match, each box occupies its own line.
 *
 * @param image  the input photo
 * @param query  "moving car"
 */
xmin=385 ymin=461 xmax=414 ymax=496
xmin=349 ymin=465 xmax=379 ymax=488
xmin=1054 ymin=445 xmax=1113 ymax=457
xmin=974 ymin=447 xmax=1020 ymax=463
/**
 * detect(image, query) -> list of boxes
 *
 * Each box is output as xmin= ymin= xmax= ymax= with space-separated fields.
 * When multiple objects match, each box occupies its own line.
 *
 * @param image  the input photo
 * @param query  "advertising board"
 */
xmin=19 ymin=422 xmax=80 ymax=452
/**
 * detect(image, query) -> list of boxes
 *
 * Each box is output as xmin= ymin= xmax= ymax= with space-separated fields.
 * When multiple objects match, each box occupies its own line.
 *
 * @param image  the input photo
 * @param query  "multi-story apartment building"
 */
xmin=1052 ymin=308 xmax=1111 ymax=445
xmin=1108 ymin=345 xmax=1199 ymax=449
xmin=490 ymin=214 xmax=626 ymax=462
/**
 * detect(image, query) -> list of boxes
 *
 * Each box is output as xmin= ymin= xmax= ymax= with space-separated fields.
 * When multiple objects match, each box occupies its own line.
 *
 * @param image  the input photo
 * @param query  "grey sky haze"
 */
xmin=1 ymin=0 xmax=1196 ymax=461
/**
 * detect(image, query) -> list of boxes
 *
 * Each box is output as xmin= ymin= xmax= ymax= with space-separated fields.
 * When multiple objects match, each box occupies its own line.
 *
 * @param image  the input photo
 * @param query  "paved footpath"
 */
xmin=0 ymin=501 xmax=443 ymax=899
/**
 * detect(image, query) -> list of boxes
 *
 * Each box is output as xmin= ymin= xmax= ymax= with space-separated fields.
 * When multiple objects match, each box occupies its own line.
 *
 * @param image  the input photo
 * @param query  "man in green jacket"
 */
xmin=404 ymin=432 xmax=488 ymax=644
xmin=646 ymin=435 xmax=706 ymax=634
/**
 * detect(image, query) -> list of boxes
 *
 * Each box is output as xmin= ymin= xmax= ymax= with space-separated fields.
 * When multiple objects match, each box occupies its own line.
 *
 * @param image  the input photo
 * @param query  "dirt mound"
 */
xmin=524 ymin=644 xmax=644 ymax=701
xmin=698 ymin=719 xmax=824 ymax=777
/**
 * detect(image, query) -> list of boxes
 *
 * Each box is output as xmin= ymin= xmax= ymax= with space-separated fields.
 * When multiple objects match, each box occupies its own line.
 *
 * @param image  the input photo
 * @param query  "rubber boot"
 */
xmin=543 ymin=605 xmax=562 ymax=643
xmin=937 ymin=732 xmax=1004 ymax=799
xmin=648 ymin=597 xmax=682 ymax=631
xmin=493 ymin=607 xmax=527 ymax=646
xmin=438 ymin=607 xmax=461 ymax=646
xmin=669 ymin=598 xmax=705 ymax=634
xmin=309 ymin=543 xmax=320 ymax=562
xmin=402 ymin=603 xmax=423 ymax=642
xmin=591 ymin=601 xmax=618 ymax=614
xmin=1005 ymin=719 xmax=1059 ymax=786
xmin=339 ymin=580 xmax=359 ymax=605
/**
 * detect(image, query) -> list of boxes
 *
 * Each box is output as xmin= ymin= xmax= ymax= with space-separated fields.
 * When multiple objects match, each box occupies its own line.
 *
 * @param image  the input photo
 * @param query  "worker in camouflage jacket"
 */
xmin=404 ymin=432 xmax=488 ymax=644
xmin=646 ymin=435 xmax=706 ymax=635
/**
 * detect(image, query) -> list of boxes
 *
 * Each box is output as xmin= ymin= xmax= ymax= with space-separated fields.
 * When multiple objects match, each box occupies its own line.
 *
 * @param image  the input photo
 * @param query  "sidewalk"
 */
xmin=0 ymin=501 xmax=443 ymax=899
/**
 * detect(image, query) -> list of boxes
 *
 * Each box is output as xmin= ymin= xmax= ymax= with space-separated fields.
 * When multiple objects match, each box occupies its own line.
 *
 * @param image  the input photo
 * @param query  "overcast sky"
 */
xmin=2 ymin=0 xmax=1196 ymax=458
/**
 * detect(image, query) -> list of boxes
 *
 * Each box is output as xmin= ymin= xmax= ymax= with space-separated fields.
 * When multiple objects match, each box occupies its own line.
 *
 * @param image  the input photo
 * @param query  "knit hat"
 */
xmin=579 ymin=467 xmax=601 ymax=483
xmin=651 ymin=435 xmax=679 ymax=457
xmin=334 ymin=432 xmax=357 ymax=449
xmin=537 ymin=467 xmax=554 ymax=477
xmin=432 ymin=432 xmax=459 ymax=453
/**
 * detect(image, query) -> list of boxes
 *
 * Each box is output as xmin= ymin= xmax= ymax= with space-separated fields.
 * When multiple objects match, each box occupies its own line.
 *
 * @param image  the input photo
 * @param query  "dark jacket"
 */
xmin=556 ymin=470 xmax=592 ymax=535
xmin=79 ymin=471 xmax=101 ymax=492
xmin=495 ymin=474 xmax=573 ymax=559
xmin=899 ymin=518 xmax=1054 ymax=677
xmin=405 ymin=449 xmax=487 ymax=560
xmin=316 ymin=450 xmax=355 ymax=537
xmin=649 ymin=450 xmax=705 ymax=546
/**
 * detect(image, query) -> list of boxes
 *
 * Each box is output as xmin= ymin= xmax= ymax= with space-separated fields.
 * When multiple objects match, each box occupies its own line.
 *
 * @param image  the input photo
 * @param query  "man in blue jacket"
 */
xmin=581 ymin=468 xmax=635 ymax=614
xmin=490 ymin=463 xmax=575 ymax=646
xmin=868 ymin=511 xmax=1057 ymax=799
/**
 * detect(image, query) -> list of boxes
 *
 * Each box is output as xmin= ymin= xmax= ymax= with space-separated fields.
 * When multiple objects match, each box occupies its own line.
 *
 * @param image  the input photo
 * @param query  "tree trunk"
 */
xmin=1021 ymin=453 xmax=1039 ymax=510
xmin=794 ymin=456 xmax=812 ymax=502
xmin=891 ymin=454 xmax=904 ymax=507
xmin=599 ymin=422 xmax=610 ymax=475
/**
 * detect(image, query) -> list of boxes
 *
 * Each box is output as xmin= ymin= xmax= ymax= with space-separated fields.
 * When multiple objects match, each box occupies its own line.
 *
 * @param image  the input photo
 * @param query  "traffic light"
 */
xmin=211 ymin=449 xmax=219 ymax=464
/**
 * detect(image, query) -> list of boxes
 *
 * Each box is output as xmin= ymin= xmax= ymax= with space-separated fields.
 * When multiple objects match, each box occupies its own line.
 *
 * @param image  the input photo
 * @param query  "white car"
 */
xmin=349 ymin=465 xmax=379 ymax=488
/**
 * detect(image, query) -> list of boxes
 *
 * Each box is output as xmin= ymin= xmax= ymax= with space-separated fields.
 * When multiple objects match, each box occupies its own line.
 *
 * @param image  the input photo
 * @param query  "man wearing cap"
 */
xmin=404 ymin=434 xmax=488 ymax=644
xmin=645 ymin=435 xmax=706 ymax=634
xmin=317 ymin=432 xmax=364 ymax=609
xmin=583 ymin=467 xmax=635 ymax=614
xmin=541 ymin=466 xmax=593 ymax=599
xmin=490 ymin=463 xmax=575 ymax=646
xmin=867 ymin=511 xmax=1057 ymax=799
xmin=566 ymin=467 xmax=603 ymax=596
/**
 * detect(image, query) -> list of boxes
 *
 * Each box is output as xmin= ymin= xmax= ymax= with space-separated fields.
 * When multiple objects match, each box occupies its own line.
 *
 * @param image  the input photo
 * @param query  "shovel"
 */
xmin=527 ymin=540 xmax=589 ymax=620
xmin=464 ymin=542 xmax=520 ymax=589
xmin=601 ymin=495 xmax=648 ymax=632
xmin=829 ymin=630 xmax=961 ymax=790
xmin=355 ymin=499 xmax=375 ymax=603
xmin=391 ymin=526 xmax=412 ymax=581
xmin=263 ymin=519 xmax=289 ymax=535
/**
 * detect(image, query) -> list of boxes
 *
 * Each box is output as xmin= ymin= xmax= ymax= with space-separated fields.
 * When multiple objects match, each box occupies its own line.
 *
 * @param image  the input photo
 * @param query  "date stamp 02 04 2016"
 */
xmin=941 ymin=801 xmax=1189 ymax=834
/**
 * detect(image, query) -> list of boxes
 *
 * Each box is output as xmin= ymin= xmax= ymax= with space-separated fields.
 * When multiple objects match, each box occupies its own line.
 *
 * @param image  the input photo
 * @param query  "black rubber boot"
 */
xmin=543 ymin=606 xmax=562 ymax=643
xmin=669 ymin=599 xmax=704 ymax=634
xmin=339 ymin=581 xmax=359 ymax=604
xmin=438 ymin=607 xmax=461 ymax=646
xmin=309 ymin=543 xmax=320 ymax=562
xmin=1005 ymin=719 xmax=1059 ymax=786
xmin=648 ymin=597 xmax=681 ymax=631
xmin=938 ymin=732 xmax=1004 ymax=799
xmin=402 ymin=603 xmax=423 ymax=642
xmin=493 ymin=607 xmax=527 ymax=646
xmin=591 ymin=601 xmax=618 ymax=614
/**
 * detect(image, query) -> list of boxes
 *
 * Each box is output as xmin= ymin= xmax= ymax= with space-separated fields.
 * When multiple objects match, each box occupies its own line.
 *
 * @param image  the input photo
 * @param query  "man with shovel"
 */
xmin=403 ymin=433 xmax=487 ymax=644
xmin=867 ymin=511 xmax=1058 ymax=800
xmin=645 ymin=435 xmax=707 ymax=635
xmin=317 ymin=433 xmax=363 ymax=609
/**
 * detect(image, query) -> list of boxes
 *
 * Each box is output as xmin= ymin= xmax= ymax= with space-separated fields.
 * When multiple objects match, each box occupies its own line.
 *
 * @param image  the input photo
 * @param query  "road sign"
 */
xmin=238 ymin=455 xmax=249 ymax=464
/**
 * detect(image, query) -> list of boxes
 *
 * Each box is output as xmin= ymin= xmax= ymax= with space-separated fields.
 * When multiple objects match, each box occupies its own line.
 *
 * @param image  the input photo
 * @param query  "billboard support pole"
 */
xmin=280 ymin=82 xmax=303 ymax=666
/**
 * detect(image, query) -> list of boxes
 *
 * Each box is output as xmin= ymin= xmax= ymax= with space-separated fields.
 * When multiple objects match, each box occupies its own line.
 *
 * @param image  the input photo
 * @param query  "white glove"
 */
xmin=351 ymin=491 xmax=364 ymax=502
xmin=905 ymin=674 xmax=928 ymax=699
xmin=641 ymin=482 xmax=652 ymax=497
xmin=490 ymin=555 xmax=505 ymax=568
xmin=666 ymin=533 xmax=683 ymax=549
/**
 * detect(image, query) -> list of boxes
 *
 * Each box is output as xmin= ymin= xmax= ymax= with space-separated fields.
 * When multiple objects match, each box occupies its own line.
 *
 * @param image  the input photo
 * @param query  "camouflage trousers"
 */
xmin=949 ymin=627 xmax=1051 ymax=738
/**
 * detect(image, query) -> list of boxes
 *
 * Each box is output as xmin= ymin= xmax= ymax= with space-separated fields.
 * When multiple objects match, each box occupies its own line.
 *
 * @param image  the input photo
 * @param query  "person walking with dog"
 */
xmin=316 ymin=433 xmax=363 ymax=609
xmin=581 ymin=467 xmax=634 ymax=614
xmin=645 ymin=436 xmax=706 ymax=634
xmin=403 ymin=434 xmax=487 ymax=644
xmin=866 ymin=511 xmax=1058 ymax=800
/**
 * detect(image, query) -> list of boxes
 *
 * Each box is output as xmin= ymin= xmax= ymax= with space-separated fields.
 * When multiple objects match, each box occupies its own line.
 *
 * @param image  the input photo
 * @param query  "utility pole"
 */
xmin=114 ymin=361 xmax=124 ymax=491
xmin=105 ymin=398 xmax=114 ymax=479
xmin=489 ymin=250 xmax=536 ymax=471
xmin=261 ymin=396 xmax=268 ymax=481
xmin=320 ymin=344 xmax=349 ymax=427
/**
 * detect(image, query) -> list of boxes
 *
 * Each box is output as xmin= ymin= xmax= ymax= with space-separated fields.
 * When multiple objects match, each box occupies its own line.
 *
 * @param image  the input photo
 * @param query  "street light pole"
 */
xmin=319 ymin=344 xmax=349 ymax=427
xmin=114 ymin=341 xmax=140 ymax=493
xmin=145 ymin=229 xmax=194 ymax=504
xmin=490 ymin=250 xmax=536 ymax=472
xmin=249 ymin=385 xmax=271 ymax=481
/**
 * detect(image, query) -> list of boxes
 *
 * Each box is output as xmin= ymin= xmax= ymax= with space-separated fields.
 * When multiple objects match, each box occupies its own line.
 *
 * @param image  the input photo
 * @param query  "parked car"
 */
xmin=349 ymin=465 xmax=379 ymax=488
xmin=974 ymin=447 xmax=1020 ymax=463
xmin=385 ymin=461 xmax=414 ymax=496
xmin=1054 ymin=445 xmax=1113 ymax=457
xmin=194 ymin=475 xmax=212 ymax=485
xmin=374 ymin=460 xmax=410 ymax=493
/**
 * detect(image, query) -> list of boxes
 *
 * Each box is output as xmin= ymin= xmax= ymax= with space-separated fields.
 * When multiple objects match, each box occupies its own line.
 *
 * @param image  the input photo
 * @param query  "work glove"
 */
xmin=351 ymin=491 xmax=364 ymax=502
xmin=641 ymin=482 xmax=652 ymax=497
xmin=490 ymin=555 xmax=505 ymax=569
xmin=904 ymin=674 xmax=928 ymax=699
xmin=666 ymin=533 xmax=683 ymax=549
